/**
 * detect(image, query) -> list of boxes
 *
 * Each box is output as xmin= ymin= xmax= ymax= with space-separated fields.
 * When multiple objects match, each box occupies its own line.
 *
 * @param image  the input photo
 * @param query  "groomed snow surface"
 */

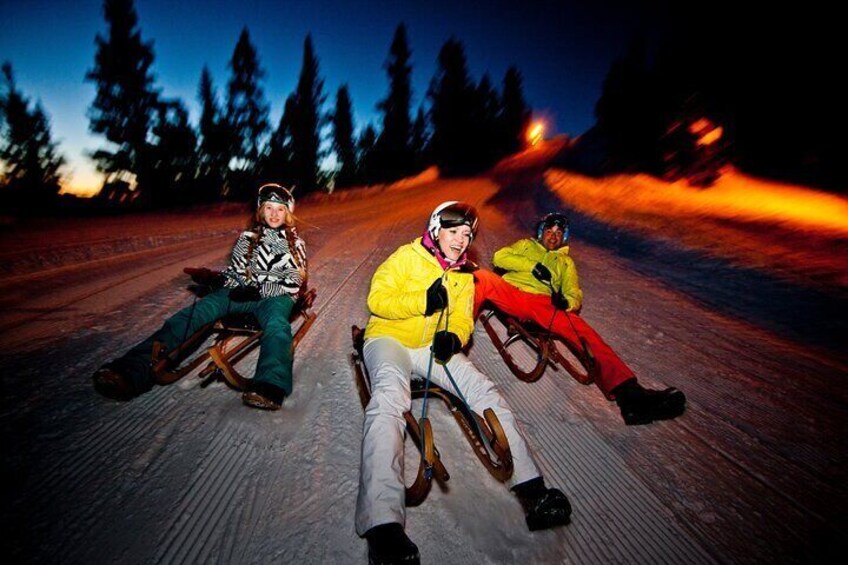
xmin=2 ymin=164 xmax=846 ymax=564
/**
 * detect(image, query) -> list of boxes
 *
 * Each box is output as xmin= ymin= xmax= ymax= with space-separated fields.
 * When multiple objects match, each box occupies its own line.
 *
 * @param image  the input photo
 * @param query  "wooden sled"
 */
xmin=350 ymin=325 xmax=513 ymax=507
xmin=478 ymin=307 xmax=597 ymax=385
xmin=151 ymin=268 xmax=317 ymax=391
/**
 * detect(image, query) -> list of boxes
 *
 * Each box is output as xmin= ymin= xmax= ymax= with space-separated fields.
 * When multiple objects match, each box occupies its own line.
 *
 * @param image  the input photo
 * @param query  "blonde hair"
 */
xmin=256 ymin=201 xmax=295 ymax=227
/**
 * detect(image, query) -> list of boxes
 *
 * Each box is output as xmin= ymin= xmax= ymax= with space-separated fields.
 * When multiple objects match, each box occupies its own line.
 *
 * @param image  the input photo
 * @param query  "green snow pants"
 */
xmin=114 ymin=288 xmax=295 ymax=396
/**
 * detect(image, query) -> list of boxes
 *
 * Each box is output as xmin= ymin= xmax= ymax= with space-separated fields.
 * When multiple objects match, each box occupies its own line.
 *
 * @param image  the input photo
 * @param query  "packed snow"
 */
xmin=1 ymin=158 xmax=845 ymax=564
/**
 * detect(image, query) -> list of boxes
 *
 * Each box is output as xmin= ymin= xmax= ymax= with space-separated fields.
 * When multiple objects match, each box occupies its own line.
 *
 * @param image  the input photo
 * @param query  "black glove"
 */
xmin=551 ymin=290 xmax=569 ymax=311
xmin=432 ymin=331 xmax=462 ymax=363
xmin=531 ymin=263 xmax=552 ymax=283
xmin=184 ymin=267 xmax=225 ymax=289
xmin=424 ymin=278 xmax=448 ymax=316
xmin=229 ymin=286 xmax=261 ymax=302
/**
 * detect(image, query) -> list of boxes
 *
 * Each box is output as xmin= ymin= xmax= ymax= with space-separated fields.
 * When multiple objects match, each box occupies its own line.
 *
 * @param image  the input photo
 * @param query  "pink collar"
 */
xmin=421 ymin=231 xmax=468 ymax=270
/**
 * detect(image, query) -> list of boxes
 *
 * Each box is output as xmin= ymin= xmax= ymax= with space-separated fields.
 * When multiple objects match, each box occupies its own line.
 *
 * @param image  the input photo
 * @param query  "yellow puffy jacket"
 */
xmin=365 ymin=238 xmax=475 ymax=348
xmin=492 ymin=238 xmax=583 ymax=311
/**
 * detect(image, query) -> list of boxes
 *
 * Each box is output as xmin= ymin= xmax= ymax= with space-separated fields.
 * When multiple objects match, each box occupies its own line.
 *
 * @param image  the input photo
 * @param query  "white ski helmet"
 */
xmin=427 ymin=201 xmax=479 ymax=242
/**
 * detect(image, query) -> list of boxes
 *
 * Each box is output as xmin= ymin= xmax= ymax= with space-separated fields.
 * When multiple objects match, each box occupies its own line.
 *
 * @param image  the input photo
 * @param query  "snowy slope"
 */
xmin=1 ymin=166 xmax=845 ymax=564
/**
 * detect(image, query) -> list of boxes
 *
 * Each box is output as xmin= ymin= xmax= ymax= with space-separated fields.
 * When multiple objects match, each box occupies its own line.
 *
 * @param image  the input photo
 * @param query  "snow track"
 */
xmin=1 ymin=174 xmax=845 ymax=564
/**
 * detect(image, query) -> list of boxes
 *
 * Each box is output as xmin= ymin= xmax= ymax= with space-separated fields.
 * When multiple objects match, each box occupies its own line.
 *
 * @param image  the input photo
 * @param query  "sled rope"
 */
xmin=419 ymin=303 xmax=447 ymax=422
xmin=440 ymin=362 xmax=493 ymax=453
xmin=420 ymin=269 xmax=455 ymax=420
xmin=545 ymin=280 xmax=588 ymax=357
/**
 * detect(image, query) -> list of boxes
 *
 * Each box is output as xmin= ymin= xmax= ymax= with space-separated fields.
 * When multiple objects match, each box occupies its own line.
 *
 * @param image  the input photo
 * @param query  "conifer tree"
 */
xmin=372 ymin=23 xmax=414 ymax=180
xmin=331 ymin=85 xmax=357 ymax=188
xmin=226 ymin=27 xmax=269 ymax=194
xmin=290 ymin=35 xmax=326 ymax=193
xmin=500 ymin=66 xmax=530 ymax=154
xmin=427 ymin=38 xmax=476 ymax=175
xmin=197 ymin=66 xmax=230 ymax=199
xmin=86 ymin=0 xmax=159 ymax=200
xmin=262 ymin=94 xmax=296 ymax=187
xmin=0 ymin=62 xmax=65 ymax=211
xmin=594 ymin=38 xmax=663 ymax=173
xmin=410 ymin=106 xmax=428 ymax=171
xmin=149 ymin=98 xmax=197 ymax=205
xmin=471 ymin=73 xmax=501 ymax=169
xmin=357 ymin=124 xmax=377 ymax=185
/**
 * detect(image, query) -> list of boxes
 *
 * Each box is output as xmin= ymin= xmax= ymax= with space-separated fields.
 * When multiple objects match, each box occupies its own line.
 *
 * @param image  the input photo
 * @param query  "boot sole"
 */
xmin=242 ymin=391 xmax=282 ymax=411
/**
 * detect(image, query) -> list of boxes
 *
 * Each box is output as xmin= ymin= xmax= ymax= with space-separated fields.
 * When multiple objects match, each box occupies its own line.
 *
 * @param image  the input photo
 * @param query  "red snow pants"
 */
xmin=473 ymin=268 xmax=634 ymax=397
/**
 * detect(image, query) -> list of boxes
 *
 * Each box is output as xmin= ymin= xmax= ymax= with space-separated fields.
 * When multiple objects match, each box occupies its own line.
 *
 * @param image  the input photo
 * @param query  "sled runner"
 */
xmin=150 ymin=267 xmax=317 ymax=390
xmin=350 ymin=325 xmax=513 ymax=507
xmin=478 ymin=307 xmax=596 ymax=385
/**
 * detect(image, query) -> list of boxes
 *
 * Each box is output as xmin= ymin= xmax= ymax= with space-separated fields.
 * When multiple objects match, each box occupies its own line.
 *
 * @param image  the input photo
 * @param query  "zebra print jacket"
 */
xmin=223 ymin=226 xmax=307 ymax=299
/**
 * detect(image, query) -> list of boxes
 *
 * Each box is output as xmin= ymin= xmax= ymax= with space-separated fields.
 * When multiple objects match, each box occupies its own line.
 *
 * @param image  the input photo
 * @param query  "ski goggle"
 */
xmin=429 ymin=201 xmax=479 ymax=241
xmin=440 ymin=204 xmax=478 ymax=232
xmin=257 ymin=184 xmax=294 ymax=212
xmin=536 ymin=214 xmax=569 ymax=242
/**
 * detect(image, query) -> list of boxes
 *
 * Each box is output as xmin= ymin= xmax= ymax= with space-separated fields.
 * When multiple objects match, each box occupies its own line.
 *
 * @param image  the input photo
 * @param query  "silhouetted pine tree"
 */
xmin=410 ymin=106 xmax=429 ymax=171
xmin=470 ymin=73 xmax=501 ymax=169
xmin=500 ymin=66 xmax=530 ymax=154
xmin=331 ymin=86 xmax=357 ymax=189
xmin=290 ymin=35 xmax=326 ymax=193
xmin=594 ymin=38 xmax=664 ymax=173
xmin=0 ymin=62 xmax=65 ymax=212
xmin=197 ymin=66 xmax=230 ymax=201
xmin=86 ymin=0 xmax=159 ymax=203
xmin=357 ymin=124 xmax=377 ymax=185
xmin=225 ymin=28 xmax=269 ymax=197
xmin=428 ymin=38 xmax=477 ymax=175
xmin=149 ymin=98 xmax=197 ymax=205
xmin=372 ymin=23 xmax=414 ymax=181
xmin=262 ymin=94 xmax=296 ymax=187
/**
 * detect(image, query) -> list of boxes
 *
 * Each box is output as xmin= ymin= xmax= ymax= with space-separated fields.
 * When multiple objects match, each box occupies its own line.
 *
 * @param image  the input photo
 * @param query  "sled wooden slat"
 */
xmin=479 ymin=307 xmax=596 ymax=386
xmin=350 ymin=325 xmax=511 ymax=506
xmin=152 ymin=286 xmax=317 ymax=392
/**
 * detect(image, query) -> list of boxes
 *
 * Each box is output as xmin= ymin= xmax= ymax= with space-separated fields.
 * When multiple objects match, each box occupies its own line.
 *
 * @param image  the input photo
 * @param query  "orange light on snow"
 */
xmin=527 ymin=122 xmax=545 ymax=146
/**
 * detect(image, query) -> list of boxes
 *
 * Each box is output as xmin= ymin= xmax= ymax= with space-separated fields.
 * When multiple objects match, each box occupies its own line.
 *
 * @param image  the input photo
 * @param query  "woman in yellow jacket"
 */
xmin=356 ymin=202 xmax=571 ymax=565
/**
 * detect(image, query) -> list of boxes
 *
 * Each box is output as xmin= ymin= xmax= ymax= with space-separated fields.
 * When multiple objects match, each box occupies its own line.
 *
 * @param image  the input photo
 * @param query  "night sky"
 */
xmin=3 ymin=0 xmax=672 ymax=194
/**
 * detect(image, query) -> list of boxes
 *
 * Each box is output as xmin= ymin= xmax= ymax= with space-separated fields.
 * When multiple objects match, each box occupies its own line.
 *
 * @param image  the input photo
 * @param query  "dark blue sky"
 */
xmin=1 ymin=0 xmax=667 ymax=194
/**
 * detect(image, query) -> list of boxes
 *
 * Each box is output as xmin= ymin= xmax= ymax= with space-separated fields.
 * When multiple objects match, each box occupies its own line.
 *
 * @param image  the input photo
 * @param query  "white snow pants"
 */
xmin=355 ymin=336 xmax=541 ymax=535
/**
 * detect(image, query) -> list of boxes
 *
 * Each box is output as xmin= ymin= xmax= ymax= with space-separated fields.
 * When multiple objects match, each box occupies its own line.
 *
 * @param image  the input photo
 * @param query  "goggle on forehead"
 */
xmin=539 ymin=217 xmax=569 ymax=241
xmin=440 ymin=205 xmax=477 ymax=229
xmin=258 ymin=185 xmax=294 ymax=210
xmin=544 ymin=218 xmax=567 ymax=230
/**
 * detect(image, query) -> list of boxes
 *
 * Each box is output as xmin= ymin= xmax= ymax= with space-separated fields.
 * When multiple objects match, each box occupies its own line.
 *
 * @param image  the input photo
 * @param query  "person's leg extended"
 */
xmin=252 ymin=294 xmax=295 ymax=397
xmin=104 ymin=288 xmax=232 ymax=396
xmin=356 ymin=337 xmax=414 ymax=536
xmin=420 ymin=350 xmax=540 ymax=487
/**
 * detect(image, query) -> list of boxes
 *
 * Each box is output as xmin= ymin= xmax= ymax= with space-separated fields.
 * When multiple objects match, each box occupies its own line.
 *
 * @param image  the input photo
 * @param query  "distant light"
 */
xmin=527 ymin=122 xmax=545 ymax=146
xmin=689 ymin=118 xmax=723 ymax=146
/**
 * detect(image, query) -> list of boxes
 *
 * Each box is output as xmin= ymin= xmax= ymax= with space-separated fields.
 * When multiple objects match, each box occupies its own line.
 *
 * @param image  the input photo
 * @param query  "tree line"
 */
xmin=1 ymin=0 xmax=531 ymax=213
xmin=574 ymin=8 xmax=844 ymax=192
xmin=6 ymin=1 xmax=841 ymax=215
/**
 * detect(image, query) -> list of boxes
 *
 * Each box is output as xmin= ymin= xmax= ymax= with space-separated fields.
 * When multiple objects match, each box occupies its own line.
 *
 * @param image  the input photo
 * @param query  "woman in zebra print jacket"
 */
xmin=92 ymin=184 xmax=307 ymax=411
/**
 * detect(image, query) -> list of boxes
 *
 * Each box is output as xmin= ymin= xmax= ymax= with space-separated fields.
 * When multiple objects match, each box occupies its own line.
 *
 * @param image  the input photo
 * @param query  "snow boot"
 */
xmin=242 ymin=380 xmax=286 ymax=411
xmin=364 ymin=523 xmax=420 ymax=565
xmin=614 ymin=379 xmax=686 ymax=425
xmin=512 ymin=477 xmax=572 ymax=531
xmin=92 ymin=365 xmax=137 ymax=401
